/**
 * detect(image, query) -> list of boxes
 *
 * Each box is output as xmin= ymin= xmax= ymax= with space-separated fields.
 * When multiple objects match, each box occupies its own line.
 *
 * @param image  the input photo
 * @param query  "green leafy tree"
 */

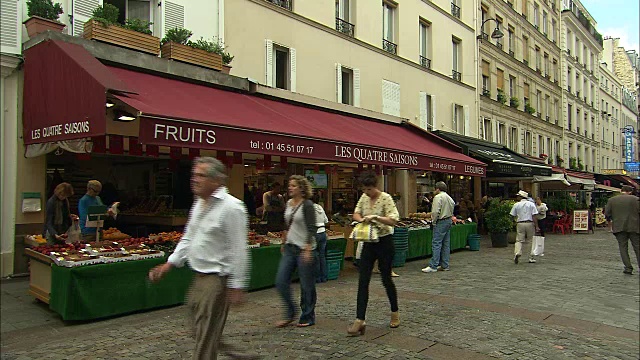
xmin=91 ymin=3 xmax=119 ymax=26
xmin=27 ymin=0 xmax=63 ymax=21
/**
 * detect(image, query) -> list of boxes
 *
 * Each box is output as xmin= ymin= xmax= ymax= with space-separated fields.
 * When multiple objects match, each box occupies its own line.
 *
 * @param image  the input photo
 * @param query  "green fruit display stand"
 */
xmin=25 ymin=237 xmax=347 ymax=321
xmin=406 ymin=223 xmax=477 ymax=260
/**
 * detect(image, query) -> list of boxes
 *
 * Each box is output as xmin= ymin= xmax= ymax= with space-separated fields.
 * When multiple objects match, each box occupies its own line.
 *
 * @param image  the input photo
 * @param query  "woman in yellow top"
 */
xmin=348 ymin=171 xmax=400 ymax=336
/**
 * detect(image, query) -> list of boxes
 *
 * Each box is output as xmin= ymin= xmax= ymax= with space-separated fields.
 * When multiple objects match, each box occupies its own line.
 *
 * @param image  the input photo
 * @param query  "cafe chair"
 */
xmin=552 ymin=216 xmax=566 ymax=234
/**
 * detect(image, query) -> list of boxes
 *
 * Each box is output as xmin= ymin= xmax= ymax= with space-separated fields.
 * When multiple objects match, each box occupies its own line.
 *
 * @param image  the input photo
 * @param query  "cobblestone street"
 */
xmin=2 ymin=229 xmax=639 ymax=359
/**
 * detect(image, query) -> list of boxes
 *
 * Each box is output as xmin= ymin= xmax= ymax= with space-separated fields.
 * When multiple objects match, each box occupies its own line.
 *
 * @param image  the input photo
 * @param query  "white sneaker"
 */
xmin=528 ymin=258 xmax=537 ymax=263
xmin=421 ymin=266 xmax=438 ymax=273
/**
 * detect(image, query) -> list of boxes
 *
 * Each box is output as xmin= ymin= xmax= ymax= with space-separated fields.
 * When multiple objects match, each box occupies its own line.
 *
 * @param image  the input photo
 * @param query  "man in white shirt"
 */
xmin=149 ymin=157 xmax=256 ymax=360
xmin=510 ymin=190 xmax=540 ymax=264
xmin=422 ymin=181 xmax=456 ymax=273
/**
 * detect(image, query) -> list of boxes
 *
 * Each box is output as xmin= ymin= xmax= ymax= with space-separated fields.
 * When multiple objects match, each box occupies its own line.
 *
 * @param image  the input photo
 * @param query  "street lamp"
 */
xmin=477 ymin=18 xmax=504 ymax=39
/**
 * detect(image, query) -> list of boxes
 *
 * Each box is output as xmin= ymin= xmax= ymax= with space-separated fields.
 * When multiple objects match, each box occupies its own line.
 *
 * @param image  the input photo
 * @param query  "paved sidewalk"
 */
xmin=1 ymin=229 xmax=639 ymax=359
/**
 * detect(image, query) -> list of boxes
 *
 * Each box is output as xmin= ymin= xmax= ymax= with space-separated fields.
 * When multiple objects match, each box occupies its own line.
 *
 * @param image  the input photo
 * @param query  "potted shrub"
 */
xmin=190 ymin=37 xmax=234 ymax=73
xmin=524 ymin=102 xmax=536 ymax=115
xmin=161 ymin=28 xmax=223 ymax=72
xmin=509 ymin=97 xmax=519 ymax=108
xmin=485 ymin=198 xmax=515 ymax=248
xmin=24 ymin=0 xmax=65 ymax=37
xmin=497 ymin=89 xmax=507 ymax=105
xmin=83 ymin=4 xmax=160 ymax=55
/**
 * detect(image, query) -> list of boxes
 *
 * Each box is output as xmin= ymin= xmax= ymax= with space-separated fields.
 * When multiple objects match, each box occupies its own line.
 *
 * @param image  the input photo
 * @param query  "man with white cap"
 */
xmin=509 ymin=190 xmax=539 ymax=264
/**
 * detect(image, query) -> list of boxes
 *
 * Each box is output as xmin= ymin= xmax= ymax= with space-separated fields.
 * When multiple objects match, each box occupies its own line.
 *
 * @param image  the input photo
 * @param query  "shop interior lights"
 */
xmin=114 ymin=110 xmax=136 ymax=122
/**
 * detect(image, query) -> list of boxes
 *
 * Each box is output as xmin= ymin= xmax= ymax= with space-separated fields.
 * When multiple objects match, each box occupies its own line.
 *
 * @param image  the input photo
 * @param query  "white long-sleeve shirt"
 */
xmin=168 ymin=186 xmax=249 ymax=289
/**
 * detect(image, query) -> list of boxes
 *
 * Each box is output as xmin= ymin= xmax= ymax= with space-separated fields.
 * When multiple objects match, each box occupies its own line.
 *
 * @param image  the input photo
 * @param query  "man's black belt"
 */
xmin=518 ymin=220 xmax=533 ymax=223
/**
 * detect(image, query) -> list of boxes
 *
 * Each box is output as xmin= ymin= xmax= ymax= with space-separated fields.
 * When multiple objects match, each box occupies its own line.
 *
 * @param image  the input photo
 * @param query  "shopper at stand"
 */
xmin=275 ymin=175 xmax=317 ymax=328
xmin=78 ymin=180 xmax=113 ymax=241
xmin=605 ymin=185 xmax=640 ymax=275
xmin=422 ymin=181 xmax=455 ymax=273
xmin=348 ymin=171 xmax=400 ymax=336
xmin=44 ymin=182 xmax=78 ymax=244
xmin=535 ymin=197 xmax=549 ymax=236
xmin=313 ymin=196 xmax=329 ymax=283
xmin=148 ymin=157 xmax=256 ymax=360
xmin=263 ymin=182 xmax=286 ymax=232
xmin=510 ymin=190 xmax=539 ymax=264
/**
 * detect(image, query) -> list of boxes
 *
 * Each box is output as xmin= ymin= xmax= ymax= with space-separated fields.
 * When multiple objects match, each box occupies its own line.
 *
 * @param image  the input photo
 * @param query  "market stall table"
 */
xmin=405 ymin=223 xmax=477 ymax=260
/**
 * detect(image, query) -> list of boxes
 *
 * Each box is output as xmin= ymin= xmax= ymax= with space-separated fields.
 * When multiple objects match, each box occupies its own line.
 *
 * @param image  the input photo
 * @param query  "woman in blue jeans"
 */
xmin=275 ymin=175 xmax=317 ymax=328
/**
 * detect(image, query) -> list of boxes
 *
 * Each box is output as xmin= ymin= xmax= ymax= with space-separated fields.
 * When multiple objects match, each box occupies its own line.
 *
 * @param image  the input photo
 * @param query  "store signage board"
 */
xmin=573 ymin=210 xmax=589 ymax=231
xmin=602 ymin=169 xmax=627 ymax=175
xmin=624 ymin=162 xmax=640 ymax=172
xmin=623 ymin=126 xmax=634 ymax=163
xmin=139 ymin=118 xmax=487 ymax=176
xmin=490 ymin=162 xmax=552 ymax=176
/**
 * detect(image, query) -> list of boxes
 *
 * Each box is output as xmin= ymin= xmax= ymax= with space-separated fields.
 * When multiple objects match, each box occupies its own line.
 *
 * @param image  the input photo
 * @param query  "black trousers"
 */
xmin=356 ymin=234 xmax=399 ymax=320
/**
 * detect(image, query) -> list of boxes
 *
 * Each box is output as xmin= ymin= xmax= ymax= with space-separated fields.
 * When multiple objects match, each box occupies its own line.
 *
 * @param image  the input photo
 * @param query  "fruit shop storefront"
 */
xmin=20 ymin=39 xmax=485 ymax=320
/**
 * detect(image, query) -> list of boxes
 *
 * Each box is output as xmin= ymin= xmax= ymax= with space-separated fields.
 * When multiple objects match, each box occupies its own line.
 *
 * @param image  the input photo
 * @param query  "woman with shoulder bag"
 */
xmin=275 ymin=175 xmax=317 ymax=328
xmin=44 ymin=182 xmax=79 ymax=244
xmin=348 ymin=171 xmax=400 ymax=336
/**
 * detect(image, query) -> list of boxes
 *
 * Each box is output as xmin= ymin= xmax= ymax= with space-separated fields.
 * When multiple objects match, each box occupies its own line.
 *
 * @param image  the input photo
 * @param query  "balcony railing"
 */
xmin=546 ymin=115 xmax=550 ymax=122
xmin=335 ymin=18 xmax=355 ymax=37
xmin=509 ymin=49 xmax=515 ymax=57
xmin=612 ymin=144 xmax=619 ymax=151
xmin=382 ymin=39 xmax=397 ymax=55
xmin=266 ymin=0 xmax=292 ymax=11
xmin=451 ymin=3 xmax=461 ymax=18
xmin=419 ymin=55 xmax=431 ymax=69
xmin=496 ymin=41 xmax=503 ymax=50
xmin=452 ymin=70 xmax=462 ymax=82
xmin=568 ymin=85 xmax=572 ymax=93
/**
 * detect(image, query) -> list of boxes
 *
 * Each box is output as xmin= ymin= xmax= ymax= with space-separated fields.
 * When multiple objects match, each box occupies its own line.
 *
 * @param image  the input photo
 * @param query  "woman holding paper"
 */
xmin=43 ymin=182 xmax=78 ymax=243
xmin=78 ymin=180 xmax=117 ymax=241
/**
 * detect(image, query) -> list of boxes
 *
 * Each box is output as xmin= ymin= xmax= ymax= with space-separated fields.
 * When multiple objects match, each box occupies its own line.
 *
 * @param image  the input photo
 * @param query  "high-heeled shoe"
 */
xmin=347 ymin=319 xmax=366 ymax=336
xmin=390 ymin=311 xmax=400 ymax=328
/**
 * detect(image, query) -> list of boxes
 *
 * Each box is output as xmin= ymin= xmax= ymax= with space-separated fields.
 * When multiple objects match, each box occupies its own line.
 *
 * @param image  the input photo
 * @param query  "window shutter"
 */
xmin=265 ymin=39 xmax=273 ymax=86
xmin=431 ymin=95 xmax=436 ymax=129
xmin=519 ymin=128 xmax=524 ymax=154
xmin=419 ymin=92 xmax=427 ymax=130
xmin=0 ymin=0 xmax=22 ymax=54
xmin=392 ymin=82 xmax=400 ymax=116
xmin=497 ymin=69 xmax=504 ymax=90
xmin=164 ymin=1 xmax=185 ymax=36
xmin=463 ymin=105 xmax=470 ymax=136
xmin=382 ymin=79 xmax=400 ymax=117
xmin=289 ymin=47 xmax=296 ymax=92
xmin=73 ymin=0 xmax=102 ymax=37
xmin=492 ymin=120 xmax=498 ymax=143
xmin=353 ymin=68 xmax=361 ymax=107
xmin=336 ymin=63 xmax=342 ymax=103
xmin=451 ymin=103 xmax=457 ymax=133
xmin=479 ymin=116 xmax=485 ymax=139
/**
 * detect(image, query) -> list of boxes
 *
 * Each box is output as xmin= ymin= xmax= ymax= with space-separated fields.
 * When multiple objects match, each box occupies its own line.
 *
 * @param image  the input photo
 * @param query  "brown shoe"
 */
xmin=390 ymin=311 xmax=400 ymax=328
xmin=347 ymin=319 xmax=366 ymax=336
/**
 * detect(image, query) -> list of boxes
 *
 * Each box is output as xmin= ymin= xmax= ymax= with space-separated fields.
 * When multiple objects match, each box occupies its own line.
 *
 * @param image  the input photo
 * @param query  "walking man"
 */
xmin=604 ymin=185 xmax=640 ymax=275
xmin=510 ymin=190 xmax=539 ymax=264
xmin=422 ymin=181 xmax=455 ymax=273
xmin=149 ymin=157 xmax=257 ymax=360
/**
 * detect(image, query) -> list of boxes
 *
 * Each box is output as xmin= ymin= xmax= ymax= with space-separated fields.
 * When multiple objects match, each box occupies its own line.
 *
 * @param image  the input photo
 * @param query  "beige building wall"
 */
xmin=477 ymin=0 xmax=563 ymax=162
xmin=598 ymin=64 xmax=622 ymax=170
xmin=560 ymin=0 xmax=602 ymax=172
xmin=225 ymin=0 xmax=478 ymax=136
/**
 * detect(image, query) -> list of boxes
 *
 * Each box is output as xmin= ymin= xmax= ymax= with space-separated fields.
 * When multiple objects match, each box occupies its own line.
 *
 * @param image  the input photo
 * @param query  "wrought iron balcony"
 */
xmin=584 ymin=130 xmax=588 ymax=137
xmin=546 ymin=115 xmax=550 ymax=122
xmin=496 ymin=41 xmax=503 ymax=50
xmin=266 ymin=0 xmax=292 ymax=11
xmin=509 ymin=49 xmax=515 ymax=57
xmin=568 ymin=85 xmax=572 ymax=93
xmin=583 ymin=96 xmax=587 ymax=102
xmin=382 ymin=39 xmax=397 ymax=55
xmin=451 ymin=3 xmax=461 ymax=18
xmin=419 ymin=55 xmax=431 ymax=69
xmin=335 ymin=18 xmax=355 ymax=37
xmin=452 ymin=70 xmax=462 ymax=82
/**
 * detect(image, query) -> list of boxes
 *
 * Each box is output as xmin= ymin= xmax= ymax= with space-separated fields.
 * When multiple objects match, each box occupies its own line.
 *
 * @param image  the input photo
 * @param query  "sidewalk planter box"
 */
xmin=24 ymin=16 xmax=66 ymax=38
xmin=83 ymin=19 xmax=160 ymax=56
xmin=161 ymin=41 xmax=223 ymax=71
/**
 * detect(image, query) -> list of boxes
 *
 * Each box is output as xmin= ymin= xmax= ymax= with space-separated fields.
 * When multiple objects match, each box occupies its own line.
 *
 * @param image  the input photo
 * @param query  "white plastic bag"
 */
xmin=531 ymin=235 xmax=545 ymax=256
xmin=66 ymin=220 xmax=81 ymax=243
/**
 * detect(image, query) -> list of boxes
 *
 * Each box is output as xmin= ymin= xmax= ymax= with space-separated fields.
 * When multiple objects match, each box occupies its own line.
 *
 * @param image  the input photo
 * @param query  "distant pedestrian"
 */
xmin=535 ymin=197 xmax=548 ymax=236
xmin=313 ymin=196 xmax=329 ymax=283
xmin=422 ymin=181 xmax=455 ymax=273
xmin=510 ymin=190 xmax=539 ymax=264
xmin=604 ymin=186 xmax=640 ymax=275
xmin=348 ymin=171 xmax=400 ymax=336
xmin=148 ymin=157 xmax=257 ymax=360
xmin=275 ymin=175 xmax=317 ymax=328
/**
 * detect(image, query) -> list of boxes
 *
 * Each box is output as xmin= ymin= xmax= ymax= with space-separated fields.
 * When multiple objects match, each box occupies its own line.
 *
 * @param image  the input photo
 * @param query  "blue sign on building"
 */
xmin=624 ymin=162 xmax=640 ymax=172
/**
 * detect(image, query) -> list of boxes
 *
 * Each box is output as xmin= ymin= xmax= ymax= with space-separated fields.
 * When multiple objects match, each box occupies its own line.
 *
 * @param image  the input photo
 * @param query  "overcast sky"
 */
xmin=581 ymin=0 xmax=639 ymax=53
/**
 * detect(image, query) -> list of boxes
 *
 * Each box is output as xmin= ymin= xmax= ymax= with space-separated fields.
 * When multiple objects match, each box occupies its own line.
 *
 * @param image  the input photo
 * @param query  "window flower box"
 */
xmin=161 ymin=41 xmax=223 ymax=71
xmin=83 ymin=19 xmax=160 ymax=56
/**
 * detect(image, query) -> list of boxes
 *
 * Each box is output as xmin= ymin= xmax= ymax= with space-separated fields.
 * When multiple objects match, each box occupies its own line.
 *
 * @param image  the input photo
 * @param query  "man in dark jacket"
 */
xmin=605 ymin=186 xmax=640 ymax=275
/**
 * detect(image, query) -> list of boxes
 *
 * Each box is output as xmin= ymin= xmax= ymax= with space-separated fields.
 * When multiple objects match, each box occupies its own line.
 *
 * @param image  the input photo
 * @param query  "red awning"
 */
xmin=22 ymin=40 xmax=133 ymax=145
xmin=110 ymin=67 xmax=486 ymax=176
xmin=611 ymin=175 xmax=640 ymax=189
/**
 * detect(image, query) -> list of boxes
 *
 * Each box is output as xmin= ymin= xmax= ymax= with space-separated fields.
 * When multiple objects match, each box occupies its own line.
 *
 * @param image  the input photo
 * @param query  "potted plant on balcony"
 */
xmin=190 ymin=37 xmax=234 ymax=73
xmin=577 ymin=159 xmax=584 ymax=171
xmin=497 ymin=89 xmax=507 ymax=105
xmin=509 ymin=97 xmax=519 ymax=108
xmin=24 ymin=0 xmax=65 ymax=37
xmin=524 ymin=102 xmax=536 ymax=115
xmin=556 ymin=155 xmax=564 ymax=166
xmin=569 ymin=157 xmax=577 ymax=170
xmin=485 ymin=198 xmax=515 ymax=248
xmin=161 ymin=29 xmax=227 ymax=72
xmin=84 ymin=3 xmax=160 ymax=55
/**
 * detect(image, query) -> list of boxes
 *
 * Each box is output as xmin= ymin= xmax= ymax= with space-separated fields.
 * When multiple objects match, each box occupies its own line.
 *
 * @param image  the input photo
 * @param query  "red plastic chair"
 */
xmin=562 ymin=216 xmax=573 ymax=234
xmin=552 ymin=216 xmax=566 ymax=234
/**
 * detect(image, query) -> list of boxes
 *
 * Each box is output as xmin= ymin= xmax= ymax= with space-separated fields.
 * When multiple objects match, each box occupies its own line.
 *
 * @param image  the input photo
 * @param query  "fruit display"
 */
xmin=247 ymin=231 xmax=270 ymax=247
xmin=120 ymin=196 xmax=179 ymax=215
xmin=397 ymin=218 xmax=431 ymax=227
xmin=26 ymin=235 xmax=47 ymax=246
xmin=408 ymin=212 xmax=431 ymax=219
xmin=148 ymin=232 xmax=182 ymax=243
xmin=102 ymin=228 xmax=132 ymax=241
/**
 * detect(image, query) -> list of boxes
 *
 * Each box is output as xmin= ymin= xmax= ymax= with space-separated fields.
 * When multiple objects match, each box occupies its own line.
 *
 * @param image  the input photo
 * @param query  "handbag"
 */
xmin=531 ymin=235 xmax=545 ymax=256
xmin=349 ymin=221 xmax=380 ymax=243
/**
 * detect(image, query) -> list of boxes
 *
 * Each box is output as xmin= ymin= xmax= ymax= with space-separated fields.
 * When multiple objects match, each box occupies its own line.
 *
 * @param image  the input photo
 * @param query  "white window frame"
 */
xmin=265 ymin=40 xmax=296 ymax=92
xmin=419 ymin=20 xmax=431 ymax=59
xmin=382 ymin=1 xmax=395 ymax=43
xmin=336 ymin=63 xmax=360 ymax=107
xmin=452 ymin=38 xmax=460 ymax=72
xmin=336 ymin=0 xmax=350 ymax=21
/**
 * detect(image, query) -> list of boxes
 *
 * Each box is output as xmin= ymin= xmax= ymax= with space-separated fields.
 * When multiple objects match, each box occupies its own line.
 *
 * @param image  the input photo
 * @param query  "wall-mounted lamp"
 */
xmin=114 ymin=110 xmax=136 ymax=122
xmin=477 ymin=18 xmax=504 ymax=40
